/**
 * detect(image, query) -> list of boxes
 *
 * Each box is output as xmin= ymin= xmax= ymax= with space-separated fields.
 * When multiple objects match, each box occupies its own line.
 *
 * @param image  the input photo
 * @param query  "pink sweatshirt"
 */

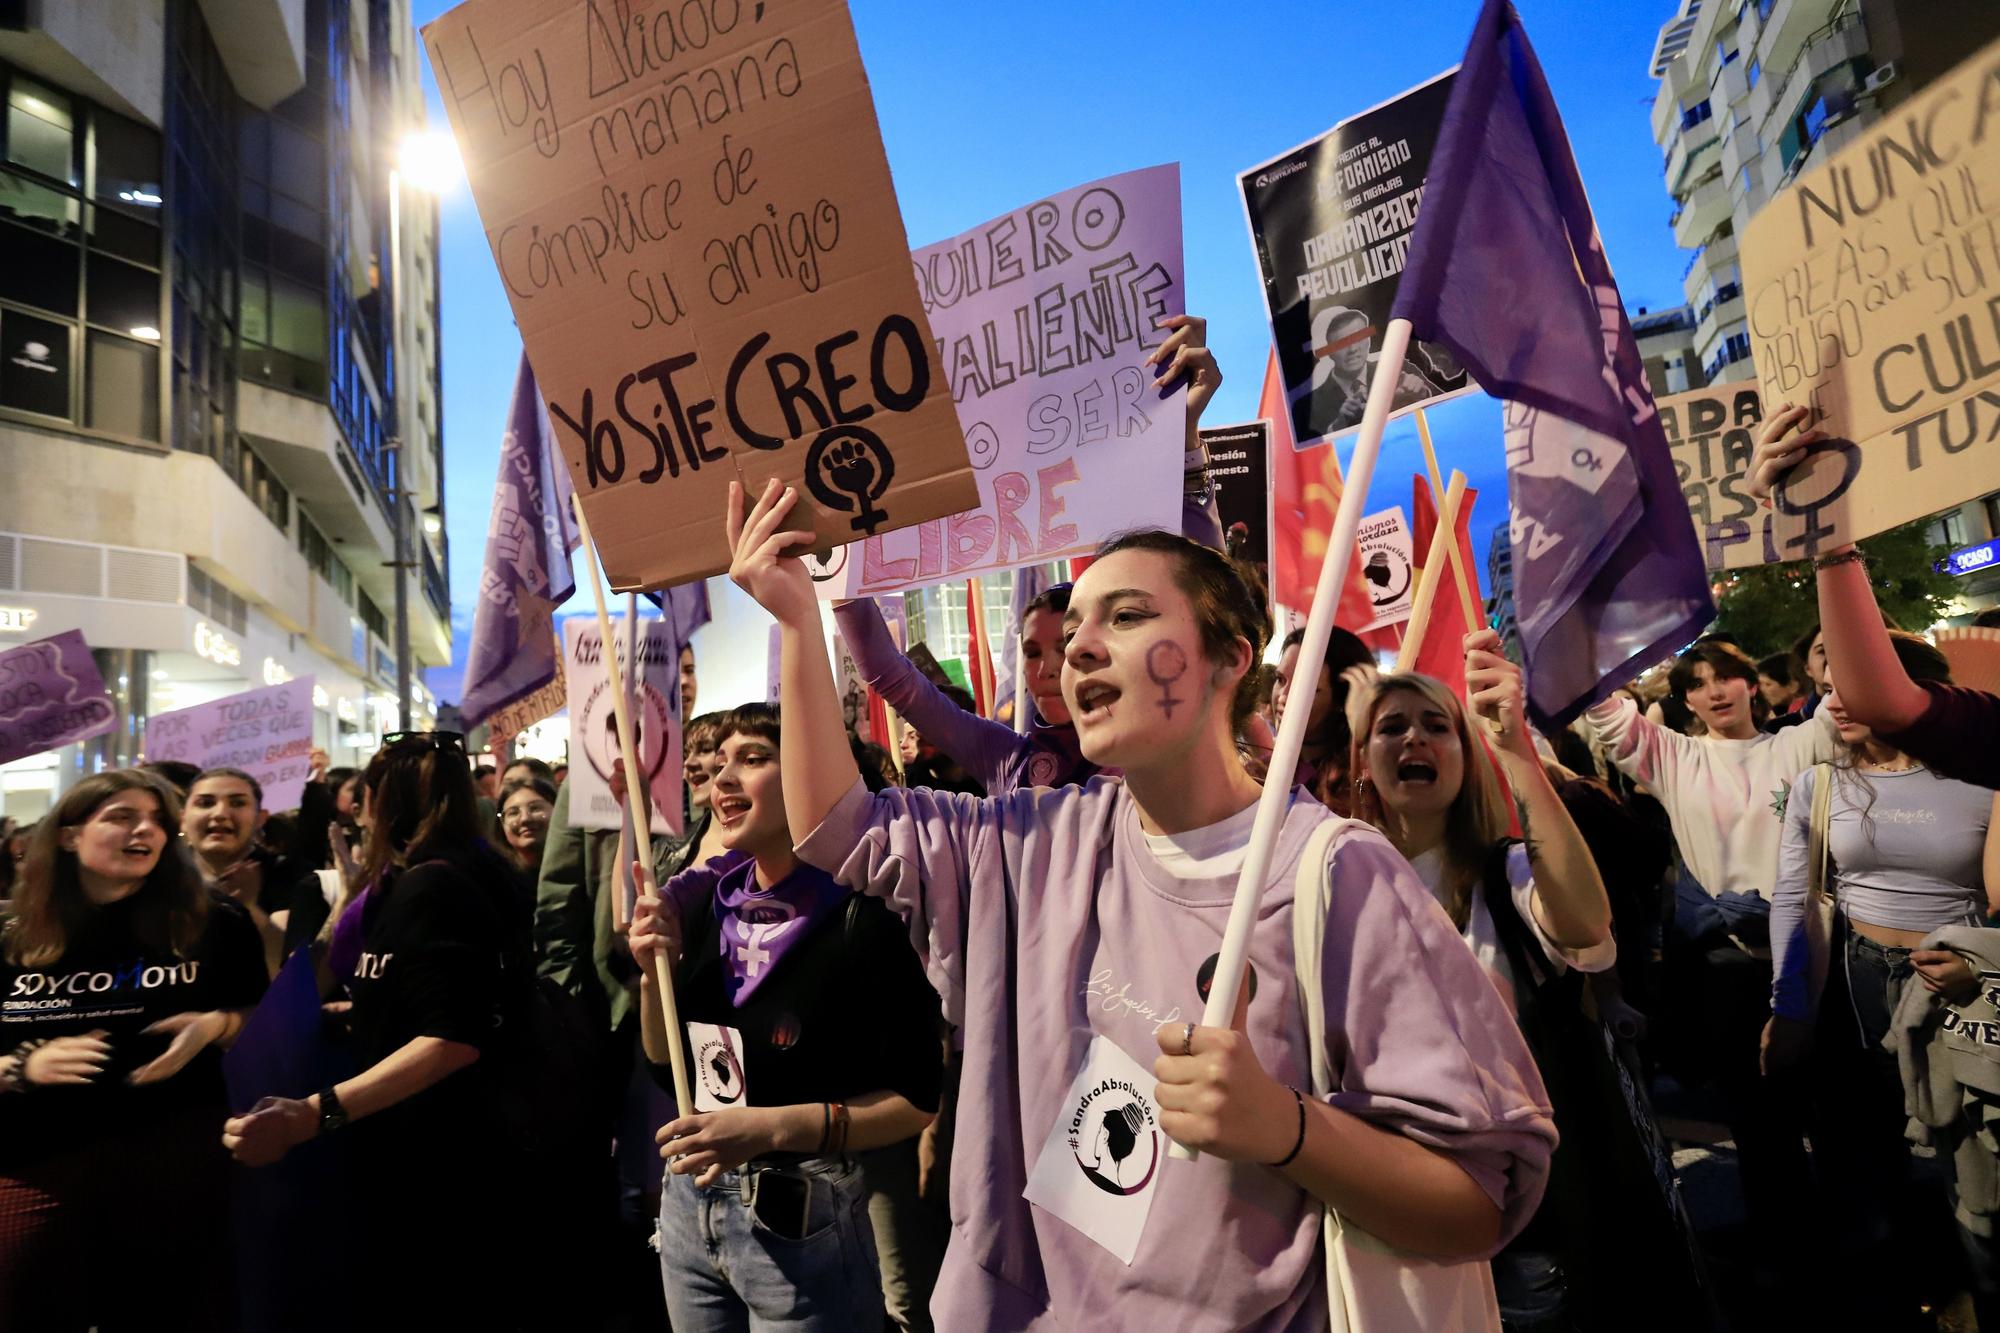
xmin=798 ymin=777 xmax=1555 ymax=1331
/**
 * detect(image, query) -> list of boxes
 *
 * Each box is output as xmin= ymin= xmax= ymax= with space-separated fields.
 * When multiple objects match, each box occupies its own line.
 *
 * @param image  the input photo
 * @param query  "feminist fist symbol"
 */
xmin=1147 ymin=641 xmax=1189 ymax=718
xmin=804 ymin=425 xmax=897 ymax=535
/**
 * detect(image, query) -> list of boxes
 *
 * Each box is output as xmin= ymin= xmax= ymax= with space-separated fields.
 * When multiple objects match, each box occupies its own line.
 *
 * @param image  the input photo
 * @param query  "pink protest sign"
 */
xmin=143 ymin=678 xmax=318 ymax=812
xmin=811 ymin=165 xmax=1187 ymax=596
xmin=0 ymin=631 xmax=117 ymax=766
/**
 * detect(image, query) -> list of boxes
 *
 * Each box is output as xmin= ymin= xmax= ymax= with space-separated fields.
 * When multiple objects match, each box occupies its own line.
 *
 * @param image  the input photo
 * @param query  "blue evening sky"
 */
xmin=414 ymin=0 xmax=1688 ymax=702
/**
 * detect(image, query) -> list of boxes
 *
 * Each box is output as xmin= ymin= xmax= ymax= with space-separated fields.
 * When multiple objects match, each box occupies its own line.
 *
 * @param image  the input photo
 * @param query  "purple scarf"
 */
xmin=711 ymin=858 xmax=849 ymax=1006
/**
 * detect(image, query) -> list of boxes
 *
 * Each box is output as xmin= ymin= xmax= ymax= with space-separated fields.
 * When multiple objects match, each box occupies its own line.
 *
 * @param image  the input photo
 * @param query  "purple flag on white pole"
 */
xmin=460 ymin=353 xmax=579 ymax=728
xmin=1390 ymin=0 xmax=1714 ymax=729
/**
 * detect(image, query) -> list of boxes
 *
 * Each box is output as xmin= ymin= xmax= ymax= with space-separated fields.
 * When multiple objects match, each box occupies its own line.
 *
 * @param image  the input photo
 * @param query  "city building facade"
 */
xmin=0 ymin=0 xmax=447 ymax=821
xmin=1648 ymin=0 xmax=2000 ymax=621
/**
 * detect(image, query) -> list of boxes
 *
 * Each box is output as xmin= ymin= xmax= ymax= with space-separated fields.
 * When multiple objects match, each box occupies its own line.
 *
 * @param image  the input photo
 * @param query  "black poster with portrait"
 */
xmin=1239 ymin=72 xmax=1470 ymax=451
xmin=1199 ymin=421 xmax=1274 ymax=605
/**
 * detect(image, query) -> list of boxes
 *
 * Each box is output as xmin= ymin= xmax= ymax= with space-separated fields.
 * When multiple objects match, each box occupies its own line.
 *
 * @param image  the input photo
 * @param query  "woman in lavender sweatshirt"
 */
xmin=729 ymin=479 xmax=1555 ymax=1331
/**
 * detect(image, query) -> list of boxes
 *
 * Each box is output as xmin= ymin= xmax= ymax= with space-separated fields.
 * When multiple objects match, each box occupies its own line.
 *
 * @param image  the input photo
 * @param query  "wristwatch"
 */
xmin=317 ymin=1084 xmax=350 ymax=1135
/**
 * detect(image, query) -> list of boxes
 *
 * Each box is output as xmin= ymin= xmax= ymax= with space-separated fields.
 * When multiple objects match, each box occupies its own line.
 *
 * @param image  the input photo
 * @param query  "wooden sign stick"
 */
xmin=1414 ymin=411 xmax=1485 ymax=635
xmin=1395 ymin=471 xmax=1470 ymax=674
xmin=571 ymin=495 xmax=693 ymax=1118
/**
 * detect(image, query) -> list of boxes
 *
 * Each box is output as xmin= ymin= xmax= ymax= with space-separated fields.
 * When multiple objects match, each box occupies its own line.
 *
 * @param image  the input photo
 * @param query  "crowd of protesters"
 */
xmin=1 ymin=320 xmax=1999 ymax=1333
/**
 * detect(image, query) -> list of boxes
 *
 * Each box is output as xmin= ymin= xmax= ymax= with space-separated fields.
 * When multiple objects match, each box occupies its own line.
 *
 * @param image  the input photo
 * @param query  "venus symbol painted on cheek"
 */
xmin=1147 ymin=641 xmax=1189 ymax=718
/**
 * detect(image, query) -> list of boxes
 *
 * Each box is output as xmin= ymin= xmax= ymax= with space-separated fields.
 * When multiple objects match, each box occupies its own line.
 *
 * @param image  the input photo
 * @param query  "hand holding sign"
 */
xmin=726 ymin=479 xmax=819 ymax=626
xmin=1745 ymin=403 xmax=1833 ymax=509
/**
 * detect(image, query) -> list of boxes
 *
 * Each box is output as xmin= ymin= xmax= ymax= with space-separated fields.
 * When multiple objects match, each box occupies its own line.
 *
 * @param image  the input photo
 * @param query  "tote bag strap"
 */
xmin=1291 ymin=818 xmax=1505 ymax=1333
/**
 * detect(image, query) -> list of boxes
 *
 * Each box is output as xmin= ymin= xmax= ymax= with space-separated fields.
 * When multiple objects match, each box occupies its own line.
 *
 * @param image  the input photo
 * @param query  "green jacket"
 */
xmin=533 ymin=778 xmax=699 ymax=1032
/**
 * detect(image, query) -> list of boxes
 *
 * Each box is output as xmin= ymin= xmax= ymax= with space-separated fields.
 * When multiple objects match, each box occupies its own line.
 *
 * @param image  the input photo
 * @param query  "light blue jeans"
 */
xmin=658 ymin=1157 xmax=885 ymax=1332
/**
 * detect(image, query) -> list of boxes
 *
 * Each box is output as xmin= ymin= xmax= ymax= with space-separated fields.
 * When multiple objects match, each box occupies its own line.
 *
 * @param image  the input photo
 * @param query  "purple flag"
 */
xmin=0 ymin=630 xmax=117 ymax=766
xmin=1389 ymin=0 xmax=1713 ymax=729
xmin=460 ymin=354 xmax=579 ymax=727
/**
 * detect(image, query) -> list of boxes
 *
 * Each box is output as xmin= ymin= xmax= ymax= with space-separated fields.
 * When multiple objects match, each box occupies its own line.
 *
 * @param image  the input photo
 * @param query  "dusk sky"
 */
xmin=414 ymin=0 xmax=1693 ymax=703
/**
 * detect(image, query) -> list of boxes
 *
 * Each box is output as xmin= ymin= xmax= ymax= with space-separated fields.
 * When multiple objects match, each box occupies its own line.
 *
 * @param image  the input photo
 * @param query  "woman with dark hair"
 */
xmin=0 ymin=770 xmax=266 ymax=1331
xmin=735 ymin=478 xmax=1555 ymax=1331
xmin=497 ymin=775 xmax=557 ymax=880
xmin=834 ymin=580 xmax=1094 ymax=794
xmin=223 ymin=731 xmax=536 ymax=1327
xmin=1763 ymin=632 xmax=2000 ymax=1320
xmin=1271 ymin=623 xmax=1375 ymax=810
xmin=630 ymin=703 xmax=941 ymax=1330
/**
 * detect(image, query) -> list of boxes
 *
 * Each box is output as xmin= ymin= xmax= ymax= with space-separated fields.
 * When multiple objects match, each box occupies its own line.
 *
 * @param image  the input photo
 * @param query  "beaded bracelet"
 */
xmin=0 ymin=1039 xmax=49 ymax=1092
xmin=1812 ymin=549 xmax=1866 ymax=571
xmin=1271 ymin=1087 xmax=1307 ymax=1169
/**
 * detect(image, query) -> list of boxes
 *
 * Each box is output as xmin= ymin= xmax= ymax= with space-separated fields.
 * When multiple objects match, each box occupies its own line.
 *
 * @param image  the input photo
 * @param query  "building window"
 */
xmin=359 ymin=590 xmax=387 ymax=642
xmin=1748 ymin=59 xmax=1760 ymax=89
xmin=0 ymin=64 xmax=162 ymax=442
xmin=1680 ymin=100 xmax=1713 ymax=131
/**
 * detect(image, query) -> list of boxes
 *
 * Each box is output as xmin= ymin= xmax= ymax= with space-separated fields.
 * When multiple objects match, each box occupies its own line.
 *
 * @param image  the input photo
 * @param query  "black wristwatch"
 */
xmin=316 ymin=1085 xmax=350 ymax=1135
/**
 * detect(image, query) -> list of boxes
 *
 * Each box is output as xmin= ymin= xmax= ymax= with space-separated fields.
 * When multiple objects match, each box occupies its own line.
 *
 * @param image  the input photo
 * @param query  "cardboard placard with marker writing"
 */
xmin=1739 ymin=36 xmax=2000 ymax=560
xmin=806 ymin=165 xmax=1187 ymax=597
xmin=1659 ymin=383 xmax=1790 ymax=569
xmin=423 ymin=0 xmax=976 ymax=592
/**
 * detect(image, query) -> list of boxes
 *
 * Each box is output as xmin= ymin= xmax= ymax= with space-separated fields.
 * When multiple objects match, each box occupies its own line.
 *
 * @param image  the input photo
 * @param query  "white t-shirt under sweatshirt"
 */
xmin=1584 ymin=693 xmax=1841 ymax=907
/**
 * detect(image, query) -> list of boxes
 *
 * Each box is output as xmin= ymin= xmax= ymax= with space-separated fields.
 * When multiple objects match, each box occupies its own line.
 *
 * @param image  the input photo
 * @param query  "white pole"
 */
xmin=571 ymin=496 xmax=694 ymax=1118
xmin=1171 ymin=319 xmax=1416 ymax=1161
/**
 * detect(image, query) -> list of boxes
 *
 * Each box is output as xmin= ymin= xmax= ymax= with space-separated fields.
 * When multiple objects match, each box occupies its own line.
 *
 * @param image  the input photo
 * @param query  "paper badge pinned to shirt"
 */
xmin=688 ymin=1022 xmax=748 ymax=1112
xmin=1023 ymin=1035 xmax=1165 ymax=1264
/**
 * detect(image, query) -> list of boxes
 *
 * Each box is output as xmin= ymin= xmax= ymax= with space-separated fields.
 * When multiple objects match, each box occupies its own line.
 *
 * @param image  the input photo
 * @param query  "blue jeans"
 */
xmin=658 ymin=1157 xmax=885 ymax=1332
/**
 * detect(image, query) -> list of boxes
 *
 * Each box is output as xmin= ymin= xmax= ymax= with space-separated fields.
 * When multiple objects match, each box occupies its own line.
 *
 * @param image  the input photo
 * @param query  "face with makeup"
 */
xmin=1060 ymin=549 xmax=1242 ymax=772
xmin=709 ymin=731 xmax=787 ymax=857
xmin=1019 ymin=606 xmax=1072 ymax=726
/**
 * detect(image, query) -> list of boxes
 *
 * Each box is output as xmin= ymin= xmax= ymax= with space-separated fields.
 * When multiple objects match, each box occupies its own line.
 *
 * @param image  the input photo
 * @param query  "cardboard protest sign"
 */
xmin=0 ymin=631 xmax=117 ymax=766
xmin=1740 ymin=37 xmax=2000 ymax=560
xmin=1658 ymin=383 xmax=1787 ymax=569
xmin=807 ymin=165 xmax=1186 ymax=596
xmin=423 ymin=0 xmax=976 ymax=593
xmin=143 ymin=679 xmax=317 ymax=811
xmin=1356 ymin=507 xmax=1415 ymax=630
xmin=1200 ymin=421 xmax=1274 ymax=602
xmin=484 ymin=636 xmax=567 ymax=745
xmin=1240 ymin=72 xmax=1470 ymax=451
xmin=563 ymin=616 xmax=683 ymax=834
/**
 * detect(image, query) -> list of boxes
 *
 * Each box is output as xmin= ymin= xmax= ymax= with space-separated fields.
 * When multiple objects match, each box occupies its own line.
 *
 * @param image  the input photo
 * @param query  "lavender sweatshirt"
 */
xmin=834 ymin=599 xmax=1097 ymax=793
xmin=798 ymin=777 xmax=1556 ymax=1331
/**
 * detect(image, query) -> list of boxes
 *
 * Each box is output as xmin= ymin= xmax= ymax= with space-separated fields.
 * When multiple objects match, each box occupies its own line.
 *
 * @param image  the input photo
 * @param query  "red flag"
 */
xmin=1265 ymin=351 xmax=1396 ymax=653
xmin=965 ymin=579 xmax=998 ymax=717
xmin=1408 ymin=473 xmax=1487 ymax=698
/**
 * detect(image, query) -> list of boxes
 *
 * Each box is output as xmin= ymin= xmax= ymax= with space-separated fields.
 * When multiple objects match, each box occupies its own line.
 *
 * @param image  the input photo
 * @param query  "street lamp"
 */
xmin=386 ymin=129 xmax=459 ymax=730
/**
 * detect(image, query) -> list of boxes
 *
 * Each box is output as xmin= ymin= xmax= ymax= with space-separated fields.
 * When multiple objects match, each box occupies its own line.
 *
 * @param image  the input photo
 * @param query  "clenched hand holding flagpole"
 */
xmin=1171 ymin=319 xmax=1415 ymax=1161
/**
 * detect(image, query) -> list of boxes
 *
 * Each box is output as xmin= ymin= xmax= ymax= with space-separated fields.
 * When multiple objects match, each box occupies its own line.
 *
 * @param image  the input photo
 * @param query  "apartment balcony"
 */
xmin=1695 ymin=287 xmax=1747 ymax=353
xmin=237 ymin=379 xmax=393 ymax=565
xmin=1673 ymin=171 xmax=1731 ymax=251
xmin=200 ymin=0 xmax=307 ymax=109
xmin=1684 ymin=232 xmax=1739 ymax=308
xmin=1665 ymin=119 xmax=1721 ymax=195
xmin=1753 ymin=4 xmax=1868 ymax=140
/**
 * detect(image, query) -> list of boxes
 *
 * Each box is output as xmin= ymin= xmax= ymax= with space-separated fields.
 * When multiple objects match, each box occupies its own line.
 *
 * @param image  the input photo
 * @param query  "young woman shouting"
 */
xmin=731 ymin=479 xmax=1554 ymax=1331
xmin=629 ymin=704 xmax=942 ymax=1330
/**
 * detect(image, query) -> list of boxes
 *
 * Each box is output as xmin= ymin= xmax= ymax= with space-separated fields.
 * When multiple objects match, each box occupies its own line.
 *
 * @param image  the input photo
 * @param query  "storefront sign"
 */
xmin=193 ymin=621 xmax=242 ymax=668
xmin=0 ymin=607 xmax=36 ymax=633
xmin=1942 ymin=539 xmax=2000 ymax=578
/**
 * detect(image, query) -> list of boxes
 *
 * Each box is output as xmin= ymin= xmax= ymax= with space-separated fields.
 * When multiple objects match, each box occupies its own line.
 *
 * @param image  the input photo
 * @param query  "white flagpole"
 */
xmin=571 ymin=496 xmax=694 ymax=1119
xmin=1171 ymin=318 xmax=1415 ymax=1161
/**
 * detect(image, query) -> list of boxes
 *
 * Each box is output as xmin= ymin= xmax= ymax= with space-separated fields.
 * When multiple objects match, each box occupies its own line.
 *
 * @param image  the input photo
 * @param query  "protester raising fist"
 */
xmin=1748 ymin=405 xmax=2000 ymax=790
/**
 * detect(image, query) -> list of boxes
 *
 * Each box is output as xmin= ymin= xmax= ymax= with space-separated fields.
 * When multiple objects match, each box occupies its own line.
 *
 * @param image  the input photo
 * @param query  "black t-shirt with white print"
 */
xmin=0 ymin=890 xmax=268 ymax=1168
xmin=340 ymin=854 xmax=510 ymax=1154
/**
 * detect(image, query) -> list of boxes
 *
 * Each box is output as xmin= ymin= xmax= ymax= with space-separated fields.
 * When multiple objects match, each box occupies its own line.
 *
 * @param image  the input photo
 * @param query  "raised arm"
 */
xmin=1748 ymin=404 xmax=1927 ymax=731
xmin=833 ymin=598 xmax=1022 ymax=791
xmin=1466 ymin=630 xmax=1612 ymax=952
xmin=726 ymin=479 xmax=860 ymax=841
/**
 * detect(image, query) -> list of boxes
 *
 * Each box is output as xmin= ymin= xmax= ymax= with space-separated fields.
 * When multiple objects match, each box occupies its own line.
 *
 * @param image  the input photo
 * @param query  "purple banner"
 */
xmin=0 ymin=630 xmax=117 ymax=766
